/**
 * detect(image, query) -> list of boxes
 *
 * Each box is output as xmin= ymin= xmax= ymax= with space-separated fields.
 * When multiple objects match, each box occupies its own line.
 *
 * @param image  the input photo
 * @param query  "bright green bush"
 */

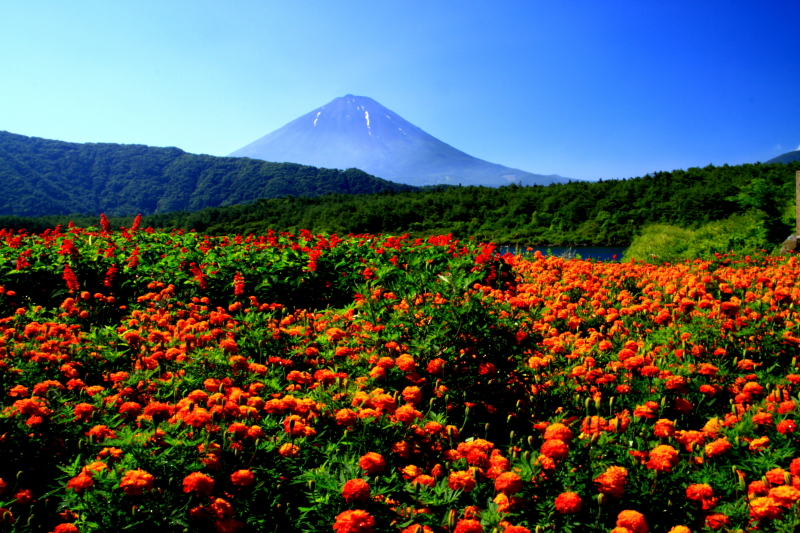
xmin=624 ymin=212 xmax=772 ymax=262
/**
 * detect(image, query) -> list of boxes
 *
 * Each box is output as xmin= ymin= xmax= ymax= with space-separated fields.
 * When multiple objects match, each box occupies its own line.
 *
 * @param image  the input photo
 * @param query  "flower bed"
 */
xmin=0 ymin=220 xmax=799 ymax=532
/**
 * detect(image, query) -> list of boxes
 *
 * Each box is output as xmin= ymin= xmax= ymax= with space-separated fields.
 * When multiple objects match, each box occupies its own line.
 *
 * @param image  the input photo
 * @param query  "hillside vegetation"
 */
xmin=0 ymin=130 xmax=413 ymax=217
xmin=143 ymin=161 xmax=798 ymax=248
xmin=0 ymin=139 xmax=797 ymax=255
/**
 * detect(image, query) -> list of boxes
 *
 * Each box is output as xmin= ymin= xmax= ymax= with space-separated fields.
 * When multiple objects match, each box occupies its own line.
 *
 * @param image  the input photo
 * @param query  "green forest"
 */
xmin=1 ymin=160 xmax=797 ymax=257
xmin=0 ymin=130 xmax=413 ymax=217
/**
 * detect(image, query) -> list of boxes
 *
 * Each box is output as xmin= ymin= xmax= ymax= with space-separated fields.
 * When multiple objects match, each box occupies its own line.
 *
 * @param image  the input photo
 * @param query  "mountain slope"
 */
xmin=766 ymin=150 xmax=800 ymax=164
xmin=0 ymin=131 xmax=414 ymax=217
xmin=230 ymin=95 xmax=569 ymax=187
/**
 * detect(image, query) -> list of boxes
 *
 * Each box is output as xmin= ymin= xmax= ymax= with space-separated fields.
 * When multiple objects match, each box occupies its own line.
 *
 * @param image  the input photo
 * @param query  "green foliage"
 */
xmin=624 ymin=212 xmax=772 ymax=262
xmin=624 ymin=211 xmax=780 ymax=263
xmin=1 ymin=129 xmax=799 ymax=253
xmin=0 ymin=131 xmax=414 ymax=217
xmin=136 ymin=161 xmax=799 ymax=249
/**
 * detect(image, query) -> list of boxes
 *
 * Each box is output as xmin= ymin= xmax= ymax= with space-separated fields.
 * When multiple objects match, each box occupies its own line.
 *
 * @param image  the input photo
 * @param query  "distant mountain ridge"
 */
xmin=230 ymin=95 xmax=569 ymax=187
xmin=767 ymin=150 xmax=800 ymax=164
xmin=0 ymin=130 xmax=413 ymax=217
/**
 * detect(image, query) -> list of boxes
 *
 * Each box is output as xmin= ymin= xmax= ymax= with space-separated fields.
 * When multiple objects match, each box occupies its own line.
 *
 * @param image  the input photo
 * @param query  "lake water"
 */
xmin=496 ymin=246 xmax=627 ymax=262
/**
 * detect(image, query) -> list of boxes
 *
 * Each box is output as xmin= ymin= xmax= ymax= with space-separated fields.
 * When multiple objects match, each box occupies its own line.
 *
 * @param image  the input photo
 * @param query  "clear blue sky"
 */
xmin=1 ymin=0 xmax=798 ymax=181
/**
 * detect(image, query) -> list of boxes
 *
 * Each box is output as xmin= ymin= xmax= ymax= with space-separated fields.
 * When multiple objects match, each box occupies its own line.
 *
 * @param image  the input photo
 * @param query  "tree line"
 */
xmin=2 ymin=160 xmax=796 ymax=250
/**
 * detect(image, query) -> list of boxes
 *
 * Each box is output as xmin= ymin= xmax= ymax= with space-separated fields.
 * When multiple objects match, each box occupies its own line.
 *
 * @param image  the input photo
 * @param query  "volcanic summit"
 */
xmin=229 ymin=95 xmax=568 ymax=187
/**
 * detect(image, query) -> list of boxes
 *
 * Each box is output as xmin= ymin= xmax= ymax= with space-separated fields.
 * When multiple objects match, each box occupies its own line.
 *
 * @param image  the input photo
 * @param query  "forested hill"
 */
xmin=0 ymin=130 xmax=414 ymax=217
xmin=137 ymin=160 xmax=798 ymax=246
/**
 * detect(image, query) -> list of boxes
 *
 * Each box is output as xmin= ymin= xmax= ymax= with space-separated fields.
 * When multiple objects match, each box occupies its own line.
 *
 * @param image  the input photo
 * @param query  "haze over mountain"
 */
xmin=230 ymin=95 xmax=569 ymax=187
xmin=766 ymin=150 xmax=800 ymax=164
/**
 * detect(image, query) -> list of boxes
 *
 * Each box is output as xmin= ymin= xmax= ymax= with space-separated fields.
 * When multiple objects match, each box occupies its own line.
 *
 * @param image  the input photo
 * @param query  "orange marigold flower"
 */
xmin=749 ymin=480 xmax=769 ymax=497
xmin=667 ymin=527 xmax=691 ymax=533
xmin=283 ymin=415 xmax=314 ymax=437
xmin=342 ymin=479 xmax=370 ymax=503
xmin=752 ymin=411 xmax=773 ymax=426
xmin=394 ymin=404 xmax=422 ymax=425
xmin=616 ymin=509 xmax=648 ymax=533
xmin=53 ymin=524 xmax=80 ymax=533
xmin=8 ymin=385 xmax=28 ymax=398
xmin=332 ymin=509 xmax=375 ymax=533
xmin=494 ymin=472 xmax=522 ymax=495
xmin=582 ymin=416 xmax=608 ymax=435
xmin=402 ymin=386 xmax=422 ymax=405
xmin=765 ymin=468 xmax=787 ymax=485
xmin=675 ymin=430 xmax=705 ymax=452
xmin=540 ymin=439 xmax=569 ymax=461
xmin=326 ymin=328 xmax=346 ymax=342
xmin=749 ymin=496 xmax=783 ymax=520
xmin=554 ymin=491 xmax=582 ymax=514
xmin=401 ymin=465 xmax=423 ymax=479
xmin=704 ymin=437 xmax=732 ymax=458
xmin=412 ymin=475 xmax=435 ymax=487
xmin=424 ymin=421 xmax=443 ymax=435
xmin=143 ymin=401 xmax=173 ymax=420
xmin=778 ymin=400 xmax=796 ymax=414
xmin=395 ymin=354 xmax=416 ymax=372
xmin=335 ymin=408 xmax=358 ymax=427
xmin=494 ymin=492 xmax=522 ymax=513
xmin=595 ymin=466 xmax=628 ymax=498
xmin=358 ymin=452 xmax=386 ymax=476
xmin=183 ymin=472 xmax=214 ymax=496
xmin=66 ymin=473 xmax=94 ymax=494
xmin=118 ymin=402 xmax=142 ymax=418
xmin=85 ymin=425 xmax=117 ymax=442
xmin=791 ymin=458 xmax=800 ymax=476
xmin=633 ymin=401 xmax=659 ymax=419
xmin=705 ymin=514 xmax=730 ymax=530
xmin=453 ymin=519 xmax=483 ymax=533
xmin=653 ymin=419 xmax=675 ymax=438
xmin=81 ymin=462 xmax=108 ymax=476
xmin=230 ymin=470 xmax=255 ymax=487
xmin=278 ymin=443 xmax=300 ymax=458
xmin=769 ymin=485 xmax=800 ymax=507
xmin=210 ymin=498 xmax=234 ymax=519
xmin=448 ymin=471 xmax=476 ymax=492
xmin=544 ymin=422 xmax=573 ymax=442
xmin=13 ymin=489 xmax=33 ymax=506
xmin=686 ymin=483 xmax=714 ymax=501
xmin=749 ymin=436 xmax=770 ymax=452
xmin=401 ymin=526 xmax=434 ymax=533
xmin=119 ymin=469 xmax=154 ymax=496
xmin=646 ymin=445 xmax=679 ymax=472
xmin=426 ymin=358 xmax=445 ymax=375
xmin=777 ymin=419 xmax=797 ymax=435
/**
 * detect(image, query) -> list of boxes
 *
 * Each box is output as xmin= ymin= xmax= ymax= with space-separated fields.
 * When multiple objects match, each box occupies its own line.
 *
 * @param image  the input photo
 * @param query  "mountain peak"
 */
xmin=230 ymin=96 xmax=569 ymax=187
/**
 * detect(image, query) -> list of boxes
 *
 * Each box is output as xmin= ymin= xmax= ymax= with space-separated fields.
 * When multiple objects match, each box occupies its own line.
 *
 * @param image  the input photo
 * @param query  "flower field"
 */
xmin=1 ymin=219 xmax=800 ymax=533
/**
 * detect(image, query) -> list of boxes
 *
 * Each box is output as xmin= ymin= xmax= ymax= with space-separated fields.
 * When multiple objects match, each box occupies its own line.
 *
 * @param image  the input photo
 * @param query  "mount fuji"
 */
xmin=229 ymin=95 xmax=569 ymax=187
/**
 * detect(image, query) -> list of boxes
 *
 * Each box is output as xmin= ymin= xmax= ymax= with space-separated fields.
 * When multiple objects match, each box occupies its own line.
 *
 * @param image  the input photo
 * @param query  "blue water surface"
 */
xmin=496 ymin=246 xmax=627 ymax=262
